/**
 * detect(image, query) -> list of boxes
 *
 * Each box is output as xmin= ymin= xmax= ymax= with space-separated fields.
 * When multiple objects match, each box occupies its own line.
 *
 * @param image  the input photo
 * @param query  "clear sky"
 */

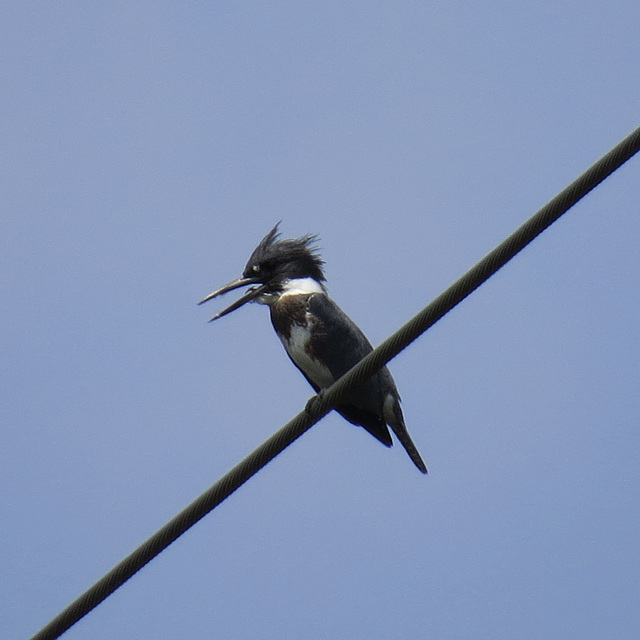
xmin=3 ymin=3 xmax=639 ymax=639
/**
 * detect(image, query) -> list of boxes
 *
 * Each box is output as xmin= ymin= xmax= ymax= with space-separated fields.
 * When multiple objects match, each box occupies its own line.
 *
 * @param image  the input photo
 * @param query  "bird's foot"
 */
xmin=305 ymin=390 xmax=326 ymax=415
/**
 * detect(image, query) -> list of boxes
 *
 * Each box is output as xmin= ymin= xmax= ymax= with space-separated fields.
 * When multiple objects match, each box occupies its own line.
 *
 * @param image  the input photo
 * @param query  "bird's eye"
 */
xmin=251 ymin=265 xmax=260 ymax=273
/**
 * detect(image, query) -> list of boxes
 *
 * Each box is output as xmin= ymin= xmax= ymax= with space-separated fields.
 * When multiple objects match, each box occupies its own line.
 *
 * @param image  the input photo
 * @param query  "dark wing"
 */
xmin=307 ymin=293 xmax=393 ymax=447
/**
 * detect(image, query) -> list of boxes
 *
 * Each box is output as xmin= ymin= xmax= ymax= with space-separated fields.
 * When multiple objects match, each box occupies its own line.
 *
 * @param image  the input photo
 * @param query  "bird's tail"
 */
xmin=384 ymin=394 xmax=428 ymax=474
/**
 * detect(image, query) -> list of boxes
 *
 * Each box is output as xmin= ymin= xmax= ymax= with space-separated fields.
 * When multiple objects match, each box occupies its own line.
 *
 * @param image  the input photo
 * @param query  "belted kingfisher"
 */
xmin=199 ymin=223 xmax=427 ymax=473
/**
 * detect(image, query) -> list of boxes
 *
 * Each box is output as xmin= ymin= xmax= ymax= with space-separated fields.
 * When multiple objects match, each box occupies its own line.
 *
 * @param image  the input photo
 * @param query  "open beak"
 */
xmin=198 ymin=276 xmax=263 ymax=322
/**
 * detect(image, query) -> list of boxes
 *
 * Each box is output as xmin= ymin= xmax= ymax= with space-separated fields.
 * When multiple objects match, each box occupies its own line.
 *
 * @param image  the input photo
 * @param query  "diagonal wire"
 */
xmin=29 ymin=125 xmax=640 ymax=640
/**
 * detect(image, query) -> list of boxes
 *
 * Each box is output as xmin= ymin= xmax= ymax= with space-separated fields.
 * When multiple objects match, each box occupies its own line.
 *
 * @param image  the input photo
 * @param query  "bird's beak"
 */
xmin=198 ymin=276 xmax=264 ymax=322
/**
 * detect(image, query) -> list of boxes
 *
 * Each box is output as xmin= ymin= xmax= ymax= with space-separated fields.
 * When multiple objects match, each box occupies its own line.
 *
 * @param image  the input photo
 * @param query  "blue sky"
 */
xmin=3 ymin=3 xmax=639 ymax=639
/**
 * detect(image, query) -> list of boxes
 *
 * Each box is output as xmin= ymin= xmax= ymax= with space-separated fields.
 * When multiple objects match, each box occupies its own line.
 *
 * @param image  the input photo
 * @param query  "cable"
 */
xmin=29 ymin=125 xmax=640 ymax=640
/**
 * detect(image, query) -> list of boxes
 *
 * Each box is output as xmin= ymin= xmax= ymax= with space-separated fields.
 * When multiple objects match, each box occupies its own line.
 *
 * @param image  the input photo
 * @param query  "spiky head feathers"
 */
xmin=242 ymin=223 xmax=325 ymax=287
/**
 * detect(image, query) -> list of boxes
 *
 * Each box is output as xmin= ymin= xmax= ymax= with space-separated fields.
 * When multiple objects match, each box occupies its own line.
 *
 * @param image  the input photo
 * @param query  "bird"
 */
xmin=199 ymin=223 xmax=427 ymax=473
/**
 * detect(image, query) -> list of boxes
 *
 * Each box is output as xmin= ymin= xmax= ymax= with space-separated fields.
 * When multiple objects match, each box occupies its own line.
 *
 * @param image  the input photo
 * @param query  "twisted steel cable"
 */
xmin=30 ymin=125 xmax=640 ymax=640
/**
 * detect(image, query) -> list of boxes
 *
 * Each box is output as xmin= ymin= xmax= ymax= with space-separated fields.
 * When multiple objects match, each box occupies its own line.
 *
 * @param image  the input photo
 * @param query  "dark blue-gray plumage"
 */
xmin=199 ymin=223 xmax=427 ymax=473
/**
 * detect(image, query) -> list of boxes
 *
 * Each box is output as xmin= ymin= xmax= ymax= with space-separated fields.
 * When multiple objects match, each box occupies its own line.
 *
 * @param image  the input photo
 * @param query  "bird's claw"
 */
xmin=305 ymin=390 xmax=326 ymax=415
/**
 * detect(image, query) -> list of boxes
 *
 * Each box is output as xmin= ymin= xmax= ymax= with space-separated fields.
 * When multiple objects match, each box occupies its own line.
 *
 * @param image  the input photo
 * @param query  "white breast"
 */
xmin=282 ymin=321 xmax=335 ymax=389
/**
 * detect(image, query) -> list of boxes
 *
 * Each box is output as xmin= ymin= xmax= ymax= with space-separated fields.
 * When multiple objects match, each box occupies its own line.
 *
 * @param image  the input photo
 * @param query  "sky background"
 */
xmin=2 ymin=3 xmax=639 ymax=639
